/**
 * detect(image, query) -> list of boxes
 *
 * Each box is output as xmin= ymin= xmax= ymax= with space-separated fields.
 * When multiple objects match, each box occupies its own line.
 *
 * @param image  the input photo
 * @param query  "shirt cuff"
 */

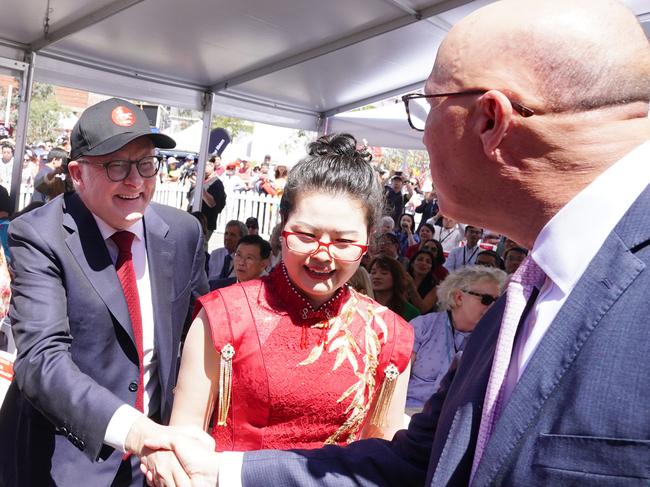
xmin=103 ymin=404 xmax=144 ymax=452
xmin=219 ymin=451 xmax=244 ymax=487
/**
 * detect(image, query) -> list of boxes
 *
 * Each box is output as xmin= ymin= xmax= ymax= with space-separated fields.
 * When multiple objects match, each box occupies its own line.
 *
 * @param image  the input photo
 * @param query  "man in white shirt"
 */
xmin=431 ymin=215 xmax=464 ymax=255
xmin=139 ymin=1 xmax=650 ymax=485
xmin=0 ymin=98 xmax=209 ymax=486
xmin=208 ymin=220 xmax=247 ymax=281
xmin=444 ymin=225 xmax=483 ymax=271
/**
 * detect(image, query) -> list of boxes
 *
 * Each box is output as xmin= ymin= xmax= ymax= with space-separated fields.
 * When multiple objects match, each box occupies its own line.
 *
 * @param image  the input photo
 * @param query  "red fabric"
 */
xmin=111 ymin=231 xmax=144 ymax=413
xmin=197 ymin=264 xmax=414 ymax=451
xmin=433 ymin=265 xmax=449 ymax=282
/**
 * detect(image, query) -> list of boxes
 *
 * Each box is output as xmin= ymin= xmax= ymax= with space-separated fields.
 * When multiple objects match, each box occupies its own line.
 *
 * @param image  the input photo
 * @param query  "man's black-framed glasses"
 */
xmin=79 ymin=156 xmax=161 ymax=182
xmin=401 ymin=90 xmax=535 ymax=131
xmin=462 ymin=289 xmax=499 ymax=306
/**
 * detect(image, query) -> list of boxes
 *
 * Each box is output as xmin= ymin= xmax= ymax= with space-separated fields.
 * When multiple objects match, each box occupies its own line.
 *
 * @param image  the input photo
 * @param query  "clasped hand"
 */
xmin=126 ymin=418 xmax=219 ymax=487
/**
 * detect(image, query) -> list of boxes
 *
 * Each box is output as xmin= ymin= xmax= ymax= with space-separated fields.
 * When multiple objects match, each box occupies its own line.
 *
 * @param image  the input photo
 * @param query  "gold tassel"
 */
xmin=217 ymin=343 xmax=235 ymax=426
xmin=369 ymin=363 xmax=399 ymax=427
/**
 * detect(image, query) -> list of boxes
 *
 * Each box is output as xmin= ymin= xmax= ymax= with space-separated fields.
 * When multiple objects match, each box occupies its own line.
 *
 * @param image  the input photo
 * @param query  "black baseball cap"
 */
xmin=70 ymin=98 xmax=175 ymax=160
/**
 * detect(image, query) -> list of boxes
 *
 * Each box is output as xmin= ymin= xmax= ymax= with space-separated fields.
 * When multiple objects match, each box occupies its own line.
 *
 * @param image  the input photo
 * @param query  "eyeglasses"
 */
xmin=462 ymin=289 xmax=499 ymax=306
xmin=78 ymin=156 xmax=161 ymax=182
xmin=282 ymin=230 xmax=368 ymax=262
xmin=401 ymin=90 xmax=535 ymax=131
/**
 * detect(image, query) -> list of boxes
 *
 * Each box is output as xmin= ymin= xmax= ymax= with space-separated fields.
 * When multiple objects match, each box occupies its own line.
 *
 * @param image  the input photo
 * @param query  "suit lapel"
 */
xmin=63 ymin=193 xmax=134 ymax=342
xmin=472 ymin=187 xmax=650 ymax=487
xmin=143 ymin=206 xmax=174 ymax=394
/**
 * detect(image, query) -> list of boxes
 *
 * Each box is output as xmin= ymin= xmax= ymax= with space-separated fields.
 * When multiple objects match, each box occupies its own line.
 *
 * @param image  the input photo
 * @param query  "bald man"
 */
xmin=141 ymin=1 xmax=650 ymax=485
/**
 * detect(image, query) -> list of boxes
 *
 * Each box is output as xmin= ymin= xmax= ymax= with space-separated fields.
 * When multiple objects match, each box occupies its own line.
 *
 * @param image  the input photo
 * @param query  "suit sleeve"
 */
xmin=187 ymin=218 xmax=209 ymax=329
xmin=240 ymin=361 xmax=460 ymax=487
xmin=8 ymin=217 xmax=124 ymax=460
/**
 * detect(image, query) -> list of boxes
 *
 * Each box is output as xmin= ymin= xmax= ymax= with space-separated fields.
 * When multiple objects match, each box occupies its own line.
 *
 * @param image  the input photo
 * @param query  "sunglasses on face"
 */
xmin=462 ymin=289 xmax=499 ymax=306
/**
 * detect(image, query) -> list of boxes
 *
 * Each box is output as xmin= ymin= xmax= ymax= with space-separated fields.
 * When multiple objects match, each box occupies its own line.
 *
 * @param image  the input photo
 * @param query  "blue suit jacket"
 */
xmin=241 ymin=184 xmax=650 ymax=486
xmin=0 ymin=192 xmax=208 ymax=486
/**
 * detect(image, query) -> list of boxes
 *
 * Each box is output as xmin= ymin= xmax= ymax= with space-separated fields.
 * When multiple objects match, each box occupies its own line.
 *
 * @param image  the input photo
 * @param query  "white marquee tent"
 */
xmin=0 ymin=0 xmax=648 ymax=205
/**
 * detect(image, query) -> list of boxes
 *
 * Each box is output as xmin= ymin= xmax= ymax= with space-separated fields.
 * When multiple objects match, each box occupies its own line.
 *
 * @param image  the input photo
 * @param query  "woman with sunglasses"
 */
xmin=149 ymin=134 xmax=413 ymax=470
xmin=406 ymin=265 xmax=506 ymax=413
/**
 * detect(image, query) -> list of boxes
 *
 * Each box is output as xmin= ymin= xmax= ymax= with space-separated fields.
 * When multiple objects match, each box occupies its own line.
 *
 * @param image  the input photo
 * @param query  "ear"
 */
xmin=67 ymin=161 xmax=84 ymax=189
xmin=452 ymin=288 xmax=464 ymax=308
xmin=474 ymin=90 xmax=514 ymax=158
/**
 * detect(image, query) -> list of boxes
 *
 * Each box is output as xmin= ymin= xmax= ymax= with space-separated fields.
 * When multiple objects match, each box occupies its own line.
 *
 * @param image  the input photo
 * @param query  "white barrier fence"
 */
xmin=18 ymin=183 xmax=282 ymax=239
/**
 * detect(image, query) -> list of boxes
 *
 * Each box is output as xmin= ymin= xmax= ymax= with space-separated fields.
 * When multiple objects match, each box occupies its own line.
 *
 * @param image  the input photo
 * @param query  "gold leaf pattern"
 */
xmin=296 ymin=288 xmax=392 ymax=444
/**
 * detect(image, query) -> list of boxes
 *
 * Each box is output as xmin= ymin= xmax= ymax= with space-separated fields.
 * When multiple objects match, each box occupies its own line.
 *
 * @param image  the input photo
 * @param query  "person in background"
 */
xmin=207 ymin=220 xmax=247 ymax=281
xmin=405 ymin=222 xmax=435 ymax=259
xmin=444 ymin=225 xmax=483 ymax=271
xmin=209 ymin=234 xmax=271 ymax=290
xmin=245 ymin=216 xmax=259 ymax=235
xmin=475 ymin=249 xmax=503 ymax=269
xmin=268 ymin=222 xmax=282 ymax=269
xmin=503 ymin=246 xmax=528 ymax=275
xmin=369 ymin=254 xmax=420 ymax=321
xmin=32 ymin=148 xmax=68 ymax=203
xmin=384 ymin=174 xmax=404 ymax=228
xmin=432 ymin=215 xmax=464 ymax=255
xmin=273 ymin=164 xmax=288 ymax=196
xmin=395 ymin=212 xmax=419 ymax=256
xmin=0 ymin=143 xmax=14 ymax=190
xmin=415 ymin=189 xmax=439 ymax=232
xmin=0 ymin=185 xmax=12 ymax=263
xmin=186 ymin=158 xmax=226 ymax=244
xmin=420 ymin=238 xmax=449 ymax=283
xmin=406 ymin=266 xmax=507 ymax=413
xmin=377 ymin=231 xmax=409 ymax=269
xmin=405 ymin=249 xmax=441 ymax=314
xmin=378 ymin=215 xmax=395 ymax=235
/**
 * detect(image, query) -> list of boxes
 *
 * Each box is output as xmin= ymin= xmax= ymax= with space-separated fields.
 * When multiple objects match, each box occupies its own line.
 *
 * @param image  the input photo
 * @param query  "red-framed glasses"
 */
xmin=281 ymin=231 xmax=368 ymax=262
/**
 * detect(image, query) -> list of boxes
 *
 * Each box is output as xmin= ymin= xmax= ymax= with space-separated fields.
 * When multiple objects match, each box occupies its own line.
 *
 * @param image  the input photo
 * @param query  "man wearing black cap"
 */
xmin=0 ymin=98 xmax=210 ymax=486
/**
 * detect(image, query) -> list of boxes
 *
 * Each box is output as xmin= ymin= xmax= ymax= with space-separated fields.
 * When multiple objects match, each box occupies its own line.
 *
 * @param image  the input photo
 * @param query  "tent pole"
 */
xmin=11 ymin=51 xmax=35 ymax=213
xmin=191 ymin=91 xmax=214 ymax=213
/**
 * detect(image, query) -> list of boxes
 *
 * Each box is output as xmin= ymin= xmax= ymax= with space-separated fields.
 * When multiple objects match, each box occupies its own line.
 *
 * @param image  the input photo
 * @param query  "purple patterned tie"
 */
xmin=471 ymin=255 xmax=546 ymax=480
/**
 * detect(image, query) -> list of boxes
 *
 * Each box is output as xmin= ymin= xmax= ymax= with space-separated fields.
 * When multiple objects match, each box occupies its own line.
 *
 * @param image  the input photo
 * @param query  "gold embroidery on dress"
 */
xmin=297 ymin=289 xmax=392 ymax=443
xmin=217 ymin=343 xmax=235 ymax=426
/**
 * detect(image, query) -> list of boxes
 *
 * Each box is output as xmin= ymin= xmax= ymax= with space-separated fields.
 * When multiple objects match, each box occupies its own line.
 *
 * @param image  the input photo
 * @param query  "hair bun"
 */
xmin=307 ymin=133 xmax=372 ymax=164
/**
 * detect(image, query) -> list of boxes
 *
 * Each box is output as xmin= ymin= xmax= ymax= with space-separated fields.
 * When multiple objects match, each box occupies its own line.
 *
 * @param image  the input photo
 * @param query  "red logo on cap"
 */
xmin=111 ymin=106 xmax=136 ymax=127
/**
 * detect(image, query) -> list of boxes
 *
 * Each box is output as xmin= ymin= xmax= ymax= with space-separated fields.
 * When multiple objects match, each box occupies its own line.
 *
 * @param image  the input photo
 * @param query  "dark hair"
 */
xmin=280 ymin=133 xmax=384 ymax=231
xmin=47 ymin=148 xmax=68 ymax=164
xmin=379 ymin=232 xmax=399 ymax=246
xmin=0 ymin=185 xmax=10 ymax=215
xmin=418 ymin=223 xmax=436 ymax=237
xmin=504 ymin=246 xmax=528 ymax=260
xmin=369 ymin=255 xmax=410 ymax=315
xmin=237 ymin=234 xmax=272 ymax=259
xmin=274 ymin=165 xmax=288 ymax=179
xmin=408 ymin=250 xmax=439 ymax=296
xmin=1 ymin=143 xmax=13 ymax=152
xmin=420 ymin=238 xmax=445 ymax=266
xmin=399 ymin=212 xmax=416 ymax=233
xmin=476 ymin=249 xmax=503 ymax=269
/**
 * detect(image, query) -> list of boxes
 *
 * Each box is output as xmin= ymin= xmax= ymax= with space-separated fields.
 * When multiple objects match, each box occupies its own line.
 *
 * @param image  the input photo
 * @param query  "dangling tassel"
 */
xmin=217 ymin=343 xmax=235 ymax=426
xmin=369 ymin=363 xmax=400 ymax=427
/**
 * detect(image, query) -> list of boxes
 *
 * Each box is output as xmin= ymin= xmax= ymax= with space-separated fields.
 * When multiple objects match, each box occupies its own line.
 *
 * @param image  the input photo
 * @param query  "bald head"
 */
xmin=433 ymin=0 xmax=650 ymax=113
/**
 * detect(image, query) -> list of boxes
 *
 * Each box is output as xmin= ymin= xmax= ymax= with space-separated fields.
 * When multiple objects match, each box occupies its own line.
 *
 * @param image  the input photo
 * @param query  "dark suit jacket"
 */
xmin=241 ymin=184 xmax=650 ymax=486
xmin=0 ymin=192 xmax=208 ymax=486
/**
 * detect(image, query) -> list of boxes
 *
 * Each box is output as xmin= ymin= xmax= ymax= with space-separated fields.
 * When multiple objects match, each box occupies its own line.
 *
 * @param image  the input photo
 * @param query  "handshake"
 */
xmin=126 ymin=416 xmax=220 ymax=487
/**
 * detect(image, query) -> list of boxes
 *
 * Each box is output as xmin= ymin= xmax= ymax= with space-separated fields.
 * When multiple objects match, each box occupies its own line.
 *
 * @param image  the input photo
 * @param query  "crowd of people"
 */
xmin=0 ymin=0 xmax=649 ymax=485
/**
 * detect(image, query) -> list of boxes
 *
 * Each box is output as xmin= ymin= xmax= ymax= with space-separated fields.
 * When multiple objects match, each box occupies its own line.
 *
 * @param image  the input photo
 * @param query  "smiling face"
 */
xmin=418 ymin=225 xmax=433 ymax=242
xmin=68 ymin=137 xmax=156 ymax=230
xmin=369 ymin=262 xmax=393 ymax=293
xmin=411 ymin=252 xmax=433 ymax=276
xmin=282 ymin=191 xmax=368 ymax=308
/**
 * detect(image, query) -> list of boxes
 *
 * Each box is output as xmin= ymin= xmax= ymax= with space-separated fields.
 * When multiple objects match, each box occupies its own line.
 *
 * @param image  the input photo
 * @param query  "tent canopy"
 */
xmin=0 ymin=0 xmax=648 ymax=150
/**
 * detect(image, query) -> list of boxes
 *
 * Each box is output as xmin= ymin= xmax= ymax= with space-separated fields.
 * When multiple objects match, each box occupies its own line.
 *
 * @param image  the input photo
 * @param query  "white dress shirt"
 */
xmin=94 ymin=216 xmax=158 ymax=452
xmin=502 ymin=140 xmax=650 ymax=403
xmin=444 ymin=244 xmax=480 ymax=272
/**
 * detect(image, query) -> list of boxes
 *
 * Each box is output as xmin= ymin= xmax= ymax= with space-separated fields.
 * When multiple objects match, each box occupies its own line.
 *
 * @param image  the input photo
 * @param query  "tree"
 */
xmin=212 ymin=115 xmax=253 ymax=140
xmin=27 ymin=83 xmax=70 ymax=143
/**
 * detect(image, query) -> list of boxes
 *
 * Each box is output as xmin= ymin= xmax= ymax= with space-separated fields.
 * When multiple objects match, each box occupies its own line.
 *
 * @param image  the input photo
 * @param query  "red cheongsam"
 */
xmin=195 ymin=263 xmax=413 ymax=451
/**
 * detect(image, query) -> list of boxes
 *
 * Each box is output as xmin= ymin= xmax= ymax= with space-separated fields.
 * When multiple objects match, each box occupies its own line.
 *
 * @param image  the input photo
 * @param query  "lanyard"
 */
xmin=463 ymin=246 xmax=479 ymax=265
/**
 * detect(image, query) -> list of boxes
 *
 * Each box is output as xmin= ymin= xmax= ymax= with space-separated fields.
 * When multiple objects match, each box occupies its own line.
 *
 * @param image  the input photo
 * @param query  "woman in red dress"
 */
xmin=165 ymin=134 xmax=413 ymax=453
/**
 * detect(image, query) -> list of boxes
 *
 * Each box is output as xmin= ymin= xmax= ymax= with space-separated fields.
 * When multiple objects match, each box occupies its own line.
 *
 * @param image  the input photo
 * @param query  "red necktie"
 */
xmin=111 ymin=231 xmax=144 ymax=414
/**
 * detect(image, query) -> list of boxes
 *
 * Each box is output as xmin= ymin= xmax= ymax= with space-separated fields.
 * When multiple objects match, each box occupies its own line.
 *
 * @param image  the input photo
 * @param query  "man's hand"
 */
xmin=141 ymin=426 xmax=219 ymax=487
